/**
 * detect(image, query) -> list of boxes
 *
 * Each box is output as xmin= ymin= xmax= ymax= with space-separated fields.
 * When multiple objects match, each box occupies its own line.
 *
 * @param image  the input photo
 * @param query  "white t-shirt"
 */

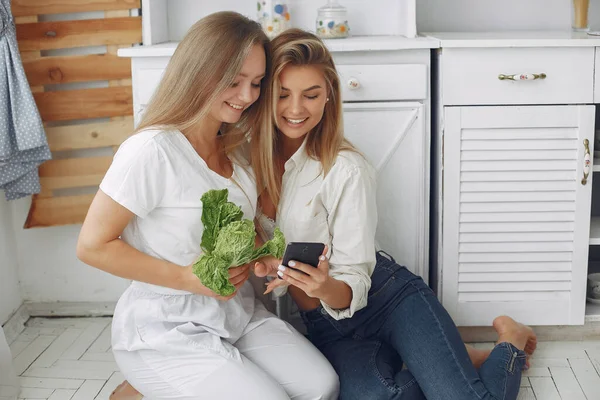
xmin=101 ymin=128 xmax=257 ymax=283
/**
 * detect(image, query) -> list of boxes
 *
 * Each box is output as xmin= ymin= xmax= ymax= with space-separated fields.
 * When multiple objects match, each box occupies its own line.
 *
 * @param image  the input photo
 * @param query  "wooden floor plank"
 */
xmin=87 ymin=324 xmax=112 ymax=354
xmin=70 ymin=380 xmax=105 ymax=400
xmin=48 ymin=389 xmax=76 ymax=400
xmin=529 ymin=377 xmax=561 ymax=400
xmin=533 ymin=341 xmax=589 ymax=359
xmin=14 ymin=336 xmax=57 ymax=375
xmin=95 ymin=372 xmax=124 ymax=400
xmin=61 ymin=322 xmax=109 ymax=360
xmin=517 ymin=387 xmax=536 ymax=400
xmin=18 ymin=387 xmax=54 ymax=398
xmin=22 ymin=366 xmax=112 ymax=380
xmin=569 ymin=358 xmax=600 ymax=399
xmin=549 ymin=366 xmax=586 ymax=400
xmin=19 ymin=377 xmax=83 ymax=390
xmin=30 ymin=329 xmax=84 ymax=368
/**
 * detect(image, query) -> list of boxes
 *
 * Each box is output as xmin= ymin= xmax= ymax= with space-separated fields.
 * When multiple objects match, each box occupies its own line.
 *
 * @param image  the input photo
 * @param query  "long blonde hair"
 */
xmin=136 ymin=11 xmax=271 ymax=154
xmin=252 ymin=29 xmax=355 ymax=207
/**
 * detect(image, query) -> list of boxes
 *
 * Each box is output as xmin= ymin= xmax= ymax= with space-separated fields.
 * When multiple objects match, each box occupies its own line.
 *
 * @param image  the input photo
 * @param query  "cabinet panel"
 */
xmin=443 ymin=105 xmax=595 ymax=326
xmin=442 ymin=47 xmax=595 ymax=106
xmin=343 ymin=102 xmax=428 ymax=280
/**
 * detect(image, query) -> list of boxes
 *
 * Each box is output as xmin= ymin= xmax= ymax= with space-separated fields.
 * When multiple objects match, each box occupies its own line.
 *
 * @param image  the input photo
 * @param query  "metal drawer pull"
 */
xmin=582 ymin=139 xmax=591 ymax=185
xmin=498 ymin=73 xmax=547 ymax=81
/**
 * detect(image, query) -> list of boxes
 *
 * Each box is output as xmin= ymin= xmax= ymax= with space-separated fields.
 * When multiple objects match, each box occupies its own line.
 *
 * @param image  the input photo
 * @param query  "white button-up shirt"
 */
xmin=276 ymin=140 xmax=378 ymax=320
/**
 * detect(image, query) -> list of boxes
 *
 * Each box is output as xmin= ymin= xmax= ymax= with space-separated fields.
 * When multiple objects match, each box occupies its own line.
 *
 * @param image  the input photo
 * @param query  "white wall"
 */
xmin=417 ymin=0 xmax=600 ymax=32
xmin=0 ymin=198 xmax=22 ymax=324
xmin=9 ymin=198 xmax=129 ymax=304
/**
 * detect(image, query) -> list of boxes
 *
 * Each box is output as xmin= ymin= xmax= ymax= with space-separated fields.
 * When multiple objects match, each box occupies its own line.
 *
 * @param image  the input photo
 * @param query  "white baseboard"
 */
xmin=2 ymin=304 xmax=29 ymax=344
xmin=25 ymin=302 xmax=117 ymax=317
xmin=459 ymin=320 xmax=600 ymax=343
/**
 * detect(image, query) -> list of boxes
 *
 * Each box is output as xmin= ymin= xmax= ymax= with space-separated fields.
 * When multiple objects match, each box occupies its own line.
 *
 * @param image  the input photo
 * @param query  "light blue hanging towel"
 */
xmin=0 ymin=0 xmax=51 ymax=201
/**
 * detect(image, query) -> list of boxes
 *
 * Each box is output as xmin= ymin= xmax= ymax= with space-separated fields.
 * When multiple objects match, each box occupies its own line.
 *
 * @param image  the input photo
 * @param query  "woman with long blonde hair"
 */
xmin=254 ymin=29 xmax=537 ymax=400
xmin=77 ymin=14 xmax=338 ymax=400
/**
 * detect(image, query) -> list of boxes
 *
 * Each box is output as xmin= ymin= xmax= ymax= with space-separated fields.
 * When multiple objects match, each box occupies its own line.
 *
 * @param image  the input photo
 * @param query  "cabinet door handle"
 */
xmin=582 ymin=139 xmax=591 ymax=185
xmin=498 ymin=73 xmax=547 ymax=81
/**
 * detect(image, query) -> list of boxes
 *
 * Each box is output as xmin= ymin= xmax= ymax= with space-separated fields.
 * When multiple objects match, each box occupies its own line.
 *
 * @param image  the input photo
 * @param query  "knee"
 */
xmin=305 ymin=364 xmax=340 ymax=400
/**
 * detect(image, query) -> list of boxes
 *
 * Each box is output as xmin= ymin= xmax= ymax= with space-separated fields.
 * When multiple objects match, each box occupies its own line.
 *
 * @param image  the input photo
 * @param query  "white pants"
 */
xmin=113 ymin=304 xmax=339 ymax=400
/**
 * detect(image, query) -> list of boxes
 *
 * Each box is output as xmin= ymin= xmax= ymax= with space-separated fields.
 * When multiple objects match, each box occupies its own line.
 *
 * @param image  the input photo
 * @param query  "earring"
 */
xmin=326 ymin=97 xmax=330 ymax=102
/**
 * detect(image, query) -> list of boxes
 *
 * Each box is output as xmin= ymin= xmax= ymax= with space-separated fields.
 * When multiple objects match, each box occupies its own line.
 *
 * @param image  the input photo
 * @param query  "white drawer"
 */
xmin=595 ymin=48 xmax=600 ymax=103
xmin=337 ymin=64 xmax=427 ymax=102
xmin=442 ymin=47 xmax=595 ymax=106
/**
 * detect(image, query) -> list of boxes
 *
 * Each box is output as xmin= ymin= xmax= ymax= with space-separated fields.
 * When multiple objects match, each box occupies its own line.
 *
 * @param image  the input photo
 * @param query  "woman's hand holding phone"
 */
xmin=264 ymin=245 xmax=332 ymax=298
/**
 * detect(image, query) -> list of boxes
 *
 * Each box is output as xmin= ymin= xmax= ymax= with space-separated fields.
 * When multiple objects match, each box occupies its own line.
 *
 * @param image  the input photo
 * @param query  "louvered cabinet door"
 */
xmin=442 ymin=106 xmax=595 ymax=326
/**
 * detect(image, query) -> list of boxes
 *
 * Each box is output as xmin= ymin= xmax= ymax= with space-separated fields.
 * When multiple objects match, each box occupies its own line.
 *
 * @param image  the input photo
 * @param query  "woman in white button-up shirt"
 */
xmin=253 ymin=29 xmax=537 ymax=400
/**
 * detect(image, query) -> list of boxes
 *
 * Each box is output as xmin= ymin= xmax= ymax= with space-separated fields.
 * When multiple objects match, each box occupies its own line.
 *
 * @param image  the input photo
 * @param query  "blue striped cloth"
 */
xmin=0 ymin=0 xmax=51 ymax=201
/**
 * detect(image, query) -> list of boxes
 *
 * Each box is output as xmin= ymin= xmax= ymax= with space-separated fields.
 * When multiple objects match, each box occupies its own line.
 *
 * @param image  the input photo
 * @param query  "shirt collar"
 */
xmin=284 ymin=137 xmax=310 ymax=172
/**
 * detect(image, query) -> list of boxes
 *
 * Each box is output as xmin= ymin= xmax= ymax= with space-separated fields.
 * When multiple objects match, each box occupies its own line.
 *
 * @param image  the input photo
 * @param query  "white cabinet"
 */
xmin=430 ymin=32 xmax=600 ymax=327
xmin=442 ymin=105 xmax=595 ymax=326
xmin=344 ymin=102 xmax=427 ymax=277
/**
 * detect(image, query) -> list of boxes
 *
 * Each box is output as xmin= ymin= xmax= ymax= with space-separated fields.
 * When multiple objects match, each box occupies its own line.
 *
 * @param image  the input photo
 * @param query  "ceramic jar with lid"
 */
xmin=316 ymin=0 xmax=349 ymax=39
xmin=257 ymin=0 xmax=292 ymax=39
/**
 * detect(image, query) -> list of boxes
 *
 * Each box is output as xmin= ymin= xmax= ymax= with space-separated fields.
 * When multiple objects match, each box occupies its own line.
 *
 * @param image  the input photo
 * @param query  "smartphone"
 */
xmin=280 ymin=242 xmax=326 ymax=276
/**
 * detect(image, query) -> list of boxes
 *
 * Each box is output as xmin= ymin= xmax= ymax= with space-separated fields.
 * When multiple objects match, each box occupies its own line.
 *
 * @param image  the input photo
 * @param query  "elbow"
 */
xmin=76 ymin=236 xmax=100 ymax=266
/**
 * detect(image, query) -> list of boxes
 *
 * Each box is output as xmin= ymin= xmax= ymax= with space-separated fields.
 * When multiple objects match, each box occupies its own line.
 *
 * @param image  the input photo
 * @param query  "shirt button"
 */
xmin=320 ymin=308 xmax=328 ymax=315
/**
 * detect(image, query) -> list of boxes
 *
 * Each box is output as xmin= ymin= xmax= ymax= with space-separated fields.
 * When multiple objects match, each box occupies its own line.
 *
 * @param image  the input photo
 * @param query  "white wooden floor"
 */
xmin=7 ymin=317 xmax=600 ymax=399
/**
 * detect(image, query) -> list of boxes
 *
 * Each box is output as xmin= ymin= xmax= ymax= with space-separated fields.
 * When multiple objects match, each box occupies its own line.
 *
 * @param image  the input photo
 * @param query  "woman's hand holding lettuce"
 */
xmin=193 ymin=189 xmax=285 ymax=297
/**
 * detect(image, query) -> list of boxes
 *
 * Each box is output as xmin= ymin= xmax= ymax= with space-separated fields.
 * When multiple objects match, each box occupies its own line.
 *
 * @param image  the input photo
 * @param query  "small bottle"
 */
xmin=316 ymin=0 xmax=350 ymax=39
xmin=257 ymin=0 xmax=292 ymax=39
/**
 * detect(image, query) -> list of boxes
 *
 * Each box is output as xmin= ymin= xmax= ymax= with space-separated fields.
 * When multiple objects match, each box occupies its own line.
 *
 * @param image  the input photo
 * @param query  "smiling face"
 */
xmin=208 ymin=44 xmax=266 ymax=124
xmin=276 ymin=65 xmax=328 ymax=142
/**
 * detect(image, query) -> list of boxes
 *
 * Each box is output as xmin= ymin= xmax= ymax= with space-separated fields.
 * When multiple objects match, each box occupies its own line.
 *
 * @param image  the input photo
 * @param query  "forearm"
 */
xmin=319 ymin=277 xmax=352 ymax=310
xmin=77 ymin=238 xmax=187 ymax=291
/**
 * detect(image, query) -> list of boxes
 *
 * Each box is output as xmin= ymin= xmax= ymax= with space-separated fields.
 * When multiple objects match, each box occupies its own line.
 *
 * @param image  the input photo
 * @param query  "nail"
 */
xmin=278 ymin=265 xmax=286 ymax=272
xmin=277 ymin=271 xmax=284 ymax=278
xmin=288 ymin=261 xmax=296 ymax=267
xmin=319 ymin=255 xmax=326 ymax=261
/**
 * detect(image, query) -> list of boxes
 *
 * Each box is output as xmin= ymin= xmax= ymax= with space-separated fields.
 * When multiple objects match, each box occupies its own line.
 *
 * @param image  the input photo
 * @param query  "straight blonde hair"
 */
xmin=252 ymin=29 xmax=356 ymax=207
xmin=136 ymin=11 xmax=271 ymax=155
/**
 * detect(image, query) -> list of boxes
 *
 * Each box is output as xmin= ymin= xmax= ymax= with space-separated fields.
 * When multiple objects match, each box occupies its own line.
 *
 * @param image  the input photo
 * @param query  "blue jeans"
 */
xmin=300 ymin=252 xmax=526 ymax=400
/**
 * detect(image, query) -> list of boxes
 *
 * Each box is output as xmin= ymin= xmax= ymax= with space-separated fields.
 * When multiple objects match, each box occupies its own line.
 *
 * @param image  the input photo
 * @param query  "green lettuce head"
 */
xmin=193 ymin=189 xmax=286 ymax=296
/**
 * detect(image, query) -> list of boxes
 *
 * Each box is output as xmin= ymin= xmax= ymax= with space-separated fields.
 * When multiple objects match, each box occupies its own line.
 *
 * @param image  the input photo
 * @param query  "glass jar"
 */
xmin=316 ymin=0 xmax=350 ymax=39
xmin=257 ymin=0 xmax=292 ymax=39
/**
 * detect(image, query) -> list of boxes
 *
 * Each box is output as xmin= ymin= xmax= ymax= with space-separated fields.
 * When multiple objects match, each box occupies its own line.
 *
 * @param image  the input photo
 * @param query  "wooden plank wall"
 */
xmin=10 ymin=0 xmax=142 ymax=227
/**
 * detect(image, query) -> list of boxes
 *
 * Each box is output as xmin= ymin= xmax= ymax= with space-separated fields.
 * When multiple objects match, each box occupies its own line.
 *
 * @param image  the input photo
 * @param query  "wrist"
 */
xmin=319 ymin=276 xmax=340 ymax=302
xmin=320 ymin=277 xmax=352 ymax=309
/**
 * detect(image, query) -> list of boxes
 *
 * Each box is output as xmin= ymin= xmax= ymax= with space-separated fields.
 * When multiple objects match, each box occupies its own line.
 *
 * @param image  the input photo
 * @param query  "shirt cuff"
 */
xmin=321 ymin=274 xmax=369 ymax=320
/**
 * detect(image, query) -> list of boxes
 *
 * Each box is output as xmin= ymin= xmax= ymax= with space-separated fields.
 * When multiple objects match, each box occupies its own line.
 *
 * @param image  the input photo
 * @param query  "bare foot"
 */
xmin=493 ymin=315 xmax=537 ymax=368
xmin=465 ymin=344 xmax=492 ymax=369
xmin=110 ymin=381 xmax=142 ymax=400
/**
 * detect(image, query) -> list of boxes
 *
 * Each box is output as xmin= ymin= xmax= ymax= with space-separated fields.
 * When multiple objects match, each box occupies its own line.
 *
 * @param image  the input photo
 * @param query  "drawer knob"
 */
xmin=498 ymin=73 xmax=547 ymax=81
xmin=348 ymin=77 xmax=361 ymax=90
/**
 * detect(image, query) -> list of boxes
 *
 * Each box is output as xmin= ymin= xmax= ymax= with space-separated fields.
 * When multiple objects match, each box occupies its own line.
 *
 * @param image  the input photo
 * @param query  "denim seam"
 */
xmin=369 ymin=275 xmax=396 ymax=299
xmin=410 ymin=280 xmax=485 ymax=400
xmin=368 ymin=340 xmax=403 ymax=395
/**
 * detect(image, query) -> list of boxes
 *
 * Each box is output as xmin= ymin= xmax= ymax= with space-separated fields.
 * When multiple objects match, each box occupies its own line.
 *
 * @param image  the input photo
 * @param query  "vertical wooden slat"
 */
xmin=105 ymin=10 xmax=132 ymax=151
